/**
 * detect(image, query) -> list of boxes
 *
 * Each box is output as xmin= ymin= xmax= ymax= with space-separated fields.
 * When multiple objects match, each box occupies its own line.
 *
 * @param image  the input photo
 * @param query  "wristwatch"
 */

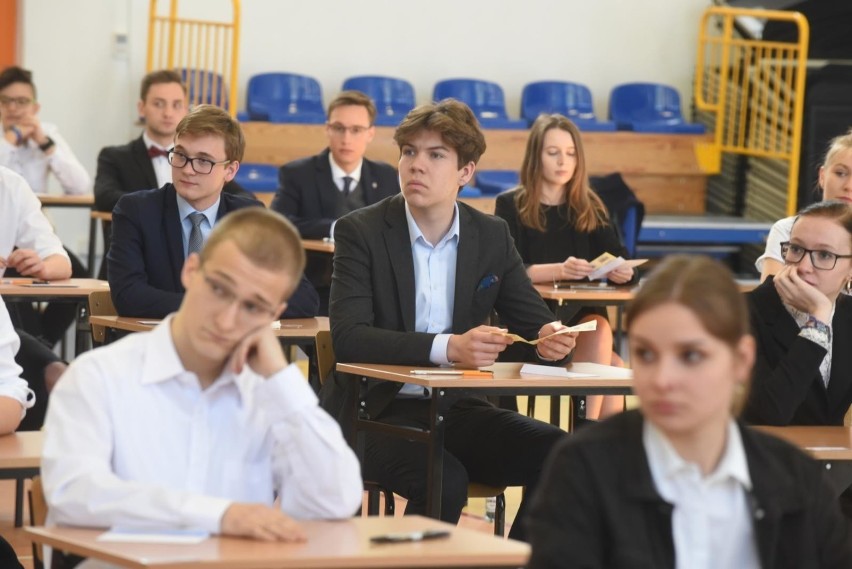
xmin=38 ymin=137 xmax=55 ymax=152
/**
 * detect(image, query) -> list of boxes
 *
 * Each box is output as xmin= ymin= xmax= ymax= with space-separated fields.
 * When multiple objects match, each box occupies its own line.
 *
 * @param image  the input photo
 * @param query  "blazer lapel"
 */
xmin=315 ymin=149 xmax=340 ymax=215
xmin=163 ymin=185 xmax=186 ymax=291
xmin=360 ymin=160 xmax=381 ymax=204
xmin=131 ymin=136 xmax=160 ymax=190
xmin=383 ymin=197 xmax=416 ymax=332
xmin=453 ymin=205 xmax=479 ymax=332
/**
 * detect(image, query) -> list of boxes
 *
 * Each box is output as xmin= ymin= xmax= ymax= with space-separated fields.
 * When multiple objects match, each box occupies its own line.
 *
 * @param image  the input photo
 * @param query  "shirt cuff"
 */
xmin=799 ymin=315 xmax=831 ymax=351
xmin=181 ymin=493 xmax=232 ymax=534
xmin=430 ymin=334 xmax=452 ymax=365
xmin=255 ymin=363 xmax=318 ymax=421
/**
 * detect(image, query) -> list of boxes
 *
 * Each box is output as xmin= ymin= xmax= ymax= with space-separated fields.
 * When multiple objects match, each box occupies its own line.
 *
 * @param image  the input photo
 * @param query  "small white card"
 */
xmin=519 ymin=363 xmax=597 ymax=378
xmin=587 ymin=253 xmax=647 ymax=281
xmin=97 ymin=527 xmax=209 ymax=544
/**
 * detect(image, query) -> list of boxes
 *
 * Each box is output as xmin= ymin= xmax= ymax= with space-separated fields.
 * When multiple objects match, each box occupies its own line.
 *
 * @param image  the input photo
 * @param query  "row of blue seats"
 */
xmin=180 ymin=69 xmax=705 ymax=135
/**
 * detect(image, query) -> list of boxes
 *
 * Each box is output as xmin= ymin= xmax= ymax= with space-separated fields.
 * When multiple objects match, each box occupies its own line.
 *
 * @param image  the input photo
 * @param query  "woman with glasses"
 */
xmin=526 ymin=255 xmax=852 ymax=568
xmin=756 ymin=129 xmax=852 ymax=281
xmin=744 ymin=200 xmax=852 ymax=427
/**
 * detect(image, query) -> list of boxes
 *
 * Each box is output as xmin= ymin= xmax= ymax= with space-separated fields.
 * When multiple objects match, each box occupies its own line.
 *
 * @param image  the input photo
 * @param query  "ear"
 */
xmin=32 ymin=102 xmax=41 ymax=116
xmin=734 ymin=334 xmax=756 ymax=384
xmin=458 ymin=161 xmax=476 ymax=187
xmin=136 ymin=99 xmax=145 ymax=121
xmin=818 ymin=166 xmax=826 ymax=194
xmin=181 ymin=252 xmax=201 ymax=290
xmin=223 ymin=160 xmax=239 ymax=183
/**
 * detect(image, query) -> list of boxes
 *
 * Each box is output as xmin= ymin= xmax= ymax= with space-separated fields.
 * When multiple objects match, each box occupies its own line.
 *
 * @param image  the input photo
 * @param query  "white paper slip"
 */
xmin=519 ymin=363 xmax=596 ymax=378
xmin=587 ymin=253 xmax=648 ymax=281
xmin=97 ymin=527 xmax=209 ymax=544
xmin=491 ymin=320 xmax=597 ymax=345
xmin=806 ymin=446 xmax=850 ymax=452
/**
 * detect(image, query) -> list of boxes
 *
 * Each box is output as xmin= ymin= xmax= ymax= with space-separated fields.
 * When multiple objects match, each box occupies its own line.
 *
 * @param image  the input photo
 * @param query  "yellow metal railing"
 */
xmin=146 ymin=0 xmax=241 ymax=117
xmin=695 ymin=6 xmax=809 ymax=215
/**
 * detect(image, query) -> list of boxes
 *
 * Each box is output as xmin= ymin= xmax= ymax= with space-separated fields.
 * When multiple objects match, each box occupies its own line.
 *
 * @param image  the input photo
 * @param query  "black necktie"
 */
xmin=342 ymin=176 xmax=354 ymax=196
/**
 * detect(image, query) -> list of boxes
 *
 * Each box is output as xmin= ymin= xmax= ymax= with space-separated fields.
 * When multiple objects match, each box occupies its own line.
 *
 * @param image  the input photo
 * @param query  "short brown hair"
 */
xmin=140 ymin=69 xmax=186 ymax=101
xmin=174 ymin=104 xmax=245 ymax=162
xmin=328 ymin=90 xmax=377 ymax=125
xmin=200 ymin=208 xmax=305 ymax=299
xmin=792 ymin=199 xmax=852 ymax=249
xmin=0 ymin=66 xmax=36 ymax=98
xmin=394 ymin=98 xmax=487 ymax=168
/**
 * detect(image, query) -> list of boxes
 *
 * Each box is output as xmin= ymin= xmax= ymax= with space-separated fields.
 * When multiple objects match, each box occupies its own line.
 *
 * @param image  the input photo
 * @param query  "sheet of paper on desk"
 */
xmin=588 ymin=253 xmax=648 ymax=281
xmin=493 ymin=320 xmax=597 ymax=345
xmin=97 ymin=527 xmax=209 ymax=544
xmin=520 ymin=363 xmax=596 ymax=378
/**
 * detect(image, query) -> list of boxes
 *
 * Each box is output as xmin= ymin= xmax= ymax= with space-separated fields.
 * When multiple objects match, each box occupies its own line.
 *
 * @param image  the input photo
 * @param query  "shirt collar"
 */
xmin=404 ymin=201 xmax=460 ymax=249
xmin=328 ymin=151 xmax=363 ymax=182
xmin=142 ymin=131 xmax=170 ymax=152
xmin=176 ymin=192 xmax=220 ymax=226
xmin=140 ymin=315 xmax=246 ymax=396
xmin=643 ymin=419 xmax=752 ymax=490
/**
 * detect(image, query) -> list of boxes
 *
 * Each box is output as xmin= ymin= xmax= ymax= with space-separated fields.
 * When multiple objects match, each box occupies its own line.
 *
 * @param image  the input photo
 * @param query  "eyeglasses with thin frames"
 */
xmin=0 ymin=96 xmax=34 ymax=108
xmin=200 ymin=269 xmax=278 ymax=321
xmin=780 ymin=241 xmax=852 ymax=270
xmin=327 ymin=123 xmax=371 ymax=137
xmin=168 ymin=150 xmax=231 ymax=175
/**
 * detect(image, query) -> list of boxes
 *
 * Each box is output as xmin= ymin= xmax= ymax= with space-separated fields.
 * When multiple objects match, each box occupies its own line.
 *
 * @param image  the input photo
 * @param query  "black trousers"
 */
xmin=362 ymin=397 xmax=568 ymax=541
xmin=15 ymin=329 xmax=61 ymax=431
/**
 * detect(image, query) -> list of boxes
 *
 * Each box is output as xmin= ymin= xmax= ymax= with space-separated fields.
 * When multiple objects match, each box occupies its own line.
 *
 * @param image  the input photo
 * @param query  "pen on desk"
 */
xmin=410 ymin=370 xmax=463 ymax=376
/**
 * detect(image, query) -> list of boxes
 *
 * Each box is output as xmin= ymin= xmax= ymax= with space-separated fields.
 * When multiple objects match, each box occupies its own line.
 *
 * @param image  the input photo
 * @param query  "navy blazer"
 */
xmin=270 ymin=148 xmax=400 ymax=239
xmin=744 ymin=278 xmax=852 ymax=426
xmin=107 ymin=183 xmax=319 ymax=318
xmin=527 ymin=410 xmax=852 ymax=569
xmin=94 ymin=135 xmax=250 ymax=213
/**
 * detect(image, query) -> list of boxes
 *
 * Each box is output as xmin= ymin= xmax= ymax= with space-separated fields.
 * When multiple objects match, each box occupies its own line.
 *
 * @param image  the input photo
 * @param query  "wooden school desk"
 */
xmin=0 ymin=431 xmax=42 ymax=527
xmin=302 ymin=239 xmax=336 ymax=254
xmin=88 ymin=316 xmax=329 ymax=343
xmin=0 ymin=278 xmax=108 ymax=355
xmin=337 ymin=361 xmax=632 ymax=519
xmin=26 ymin=515 xmax=530 ymax=569
xmin=36 ymin=194 xmax=98 ymax=277
xmin=755 ymin=425 xmax=852 ymax=496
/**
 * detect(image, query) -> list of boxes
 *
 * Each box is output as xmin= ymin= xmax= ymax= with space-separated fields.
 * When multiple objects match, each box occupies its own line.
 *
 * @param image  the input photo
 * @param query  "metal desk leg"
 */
xmin=14 ymin=477 xmax=24 ymax=527
xmin=87 ymin=214 xmax=98 ymax=277
xmin=426 ymin=389 xmax=448 ymax=519
xmin=75 ymin=300 xmax=91 ymax=355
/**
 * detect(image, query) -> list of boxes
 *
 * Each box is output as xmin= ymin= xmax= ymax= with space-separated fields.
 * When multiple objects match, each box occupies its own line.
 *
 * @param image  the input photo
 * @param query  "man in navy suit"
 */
xmin=323 ymin=99 xmax=575 ymax=541
xmin=108 ymin=104 xmax=318 ymax=318
xmin=270 ymin=91 xmax=400 ymax=314
xmin=94 ymin=70 xmax=250 ymax=280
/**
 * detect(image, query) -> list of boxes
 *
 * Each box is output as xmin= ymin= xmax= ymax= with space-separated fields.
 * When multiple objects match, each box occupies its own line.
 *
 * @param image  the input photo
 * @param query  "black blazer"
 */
xmin=527 ymin=410 xmax=852 ymax=569
xmin=107 ymin=183 xmax=319 ymax=318
xmin=322 ymin=194 xmax=562 ymax=421
xmin=270 ymin=148 xmax=400 ymax=239
xmin=94 ymin=135 xmax=250 ymax=213
xmin=744 ymin=278 xmax=852 ymax=426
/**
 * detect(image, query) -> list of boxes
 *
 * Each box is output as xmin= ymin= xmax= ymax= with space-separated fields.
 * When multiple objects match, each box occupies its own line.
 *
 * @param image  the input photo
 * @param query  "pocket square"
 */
xmin=476 ymin=273 xmax=500 ymax=292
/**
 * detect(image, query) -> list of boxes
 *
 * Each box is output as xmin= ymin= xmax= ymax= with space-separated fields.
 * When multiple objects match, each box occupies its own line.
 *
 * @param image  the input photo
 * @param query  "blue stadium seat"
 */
xmin=608 ymin=83 xmax=706 ymax=134
xmin=242 ymin=72 xmax=326 ymax=124
xmin=475 ymin=170 xmax=519 ymax=195
xmin=458 ymin=186 xmax=483 ymax=198
xmin=178 ymin=68 xmax=228 ymax=108
xmin=521 ymin=81 xmax=616 ymax=131
xmin=234 ymin=163 xmax=278 ymax=192
xmin=432 ymin=79 xmax=527 ymax=129
xmin=342 ymin=75 xmax=416 ymax=127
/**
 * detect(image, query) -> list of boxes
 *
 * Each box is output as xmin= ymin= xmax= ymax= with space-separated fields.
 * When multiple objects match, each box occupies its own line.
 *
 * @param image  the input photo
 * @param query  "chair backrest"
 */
xmin=178 ymin=68 xmax=228 ymax=108
xmin=88 ymin=290 xmax=117 ymax=345
xmin=342 ymin=75 xmax=415 ymax=123
xmin=28 ymin=475 xmax=47 ymax=567
xmin=433 ymin=79 xmax=510 ymax=120
xmin=234 ymin=163 xmax=279 ymax=193
xmin=609 ymin=82 xmax=685 ymax=126
xmin=315 ymin=329 xmax=335 ymax=387
xmin=521 ymin=81 xmax=597 ymax=123
xmin=246 ymin=72 xmax=325 ymax=121
xmin=475 ymin=170 xmax=519 ymax=195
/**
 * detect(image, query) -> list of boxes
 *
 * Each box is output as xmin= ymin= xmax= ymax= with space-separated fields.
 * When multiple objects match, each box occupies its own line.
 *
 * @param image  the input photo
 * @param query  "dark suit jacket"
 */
xmin=94 ymin=135 xmax=250 ymax=212
xmin=107 ymin=183 xmax=319 ymax=318
xmin=270 ymin=148 xmax=400 ymax=239
xmin=527 ymin=409 xmax=852 ymax=569
xmin=323 ymin=194 xmax=562 ymax=421
xmin=744 ymin=278 xmax=852 ymax=426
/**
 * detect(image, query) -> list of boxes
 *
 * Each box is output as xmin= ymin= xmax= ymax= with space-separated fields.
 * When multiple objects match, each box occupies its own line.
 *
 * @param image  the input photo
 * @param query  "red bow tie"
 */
xmin=148 ymin=146 xmax=169 ymax=159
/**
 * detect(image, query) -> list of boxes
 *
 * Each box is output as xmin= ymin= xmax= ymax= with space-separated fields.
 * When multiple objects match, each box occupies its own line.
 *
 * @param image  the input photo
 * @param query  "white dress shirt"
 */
xmin=0 ymin=166 xmax=69 ymax=267
xmin=329 ymin=152 xmax=363 ymax=193
xmin=0 ymin=122 xmax=91 ymax=195
xmin=644 ymin=420 xmax=760 ymax=569
xmin=0 ymin=299 xmax=35 ymax=418
xmin=42 ymin=317 xmax=363 ymax=533
xmin=142 ymin=131 xmax=172 ymax=188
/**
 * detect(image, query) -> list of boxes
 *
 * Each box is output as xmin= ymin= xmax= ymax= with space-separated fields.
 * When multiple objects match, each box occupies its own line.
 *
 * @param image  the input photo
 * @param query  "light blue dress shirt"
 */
xmin=176 ymin=194 xmax=221 ymax=258
xmin=397 ymin=202 xmax=460 ymax=398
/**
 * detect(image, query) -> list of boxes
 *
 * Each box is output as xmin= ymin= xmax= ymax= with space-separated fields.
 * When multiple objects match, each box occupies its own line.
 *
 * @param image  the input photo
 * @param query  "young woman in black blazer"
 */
xmin=494 ymin=114 xmax=633 ymax=420
xmin=527 ymin=255 xmax=852 ymax=569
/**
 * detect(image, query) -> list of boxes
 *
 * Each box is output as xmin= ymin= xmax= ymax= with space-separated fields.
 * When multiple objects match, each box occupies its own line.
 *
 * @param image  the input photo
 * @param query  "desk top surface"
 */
xmin=302 ymin=239 xmax=336 ymax=254
xmin=89 ymin=315 xmax=329 ymax=339
xmin=26 ymin=515 xmax=529 ymax=569
xmin=337 ymin=361 xmax=632 ymax=389
xmin=754 ymin=425 xmax=852 ymax=460
xmin=37 ymin=194 xmax=94 ymax=207
xmin=0 ymin=431 xmax=42 ymax=469
xmin=0 ymin=278 xmax=108 ymax=298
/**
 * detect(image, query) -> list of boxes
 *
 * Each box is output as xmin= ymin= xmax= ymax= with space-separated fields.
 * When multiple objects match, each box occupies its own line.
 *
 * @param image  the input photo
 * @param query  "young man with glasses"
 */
xmin=107 ymin=104 xmax=318 ymax=319
xmin=271 ymin=91 xmax=400 ymax=314
xmin=43 ymin=208 xmax=362 ymax=565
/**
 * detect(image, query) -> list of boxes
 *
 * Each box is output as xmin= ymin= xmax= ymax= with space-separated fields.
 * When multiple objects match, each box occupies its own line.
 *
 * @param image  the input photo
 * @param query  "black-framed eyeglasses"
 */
xmin=780 ymin=241 xmax=852 ymax=270
xmin=200 ymin=268 xmax=278 ymax=321
xmin=0 ymin=95 xmax=34 ymax=108
xmin=168 ymin=150 xmax=230 ymax=175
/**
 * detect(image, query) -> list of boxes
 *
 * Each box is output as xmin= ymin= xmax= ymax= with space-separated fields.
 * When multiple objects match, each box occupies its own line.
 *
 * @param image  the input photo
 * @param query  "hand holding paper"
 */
xmin=491 ymin=320 xmax=597 ymax=345
xmin=588 ymin=252 xmax=647 ymax=281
